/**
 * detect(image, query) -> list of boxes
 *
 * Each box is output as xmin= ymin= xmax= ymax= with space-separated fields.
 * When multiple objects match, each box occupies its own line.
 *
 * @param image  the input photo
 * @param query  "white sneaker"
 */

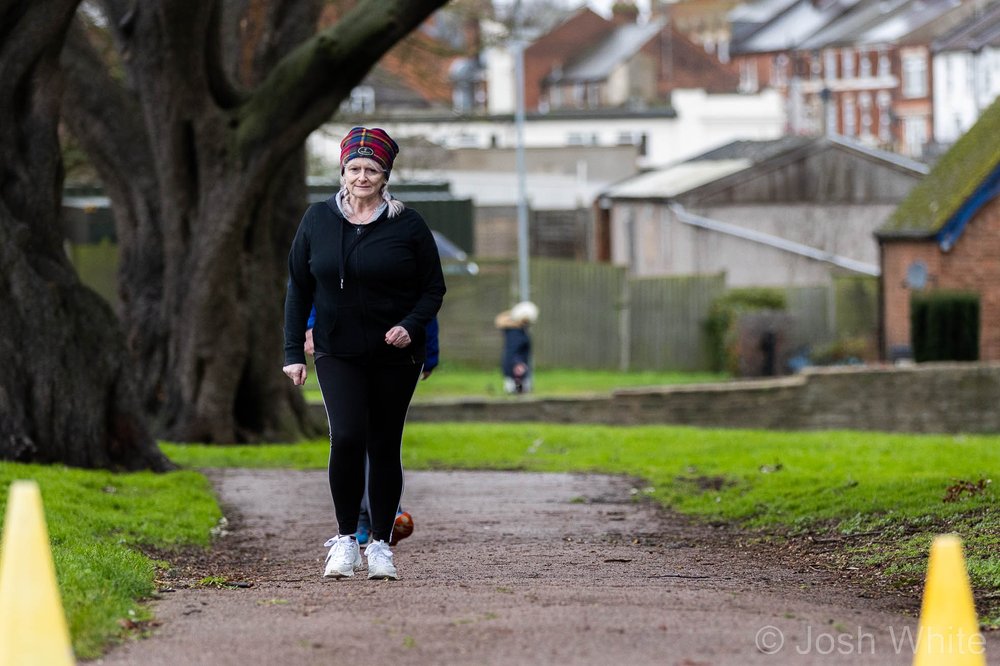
xmin=323 ymin=535 xmax=362 ymax=578
xmin=366 ymin=540 xmax=399 ymax=580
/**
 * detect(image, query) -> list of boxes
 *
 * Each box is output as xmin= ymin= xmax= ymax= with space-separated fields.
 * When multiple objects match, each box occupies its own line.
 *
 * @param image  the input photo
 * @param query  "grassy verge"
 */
xmin=0 ymin=462 xmax=221 ymax=659
xmin=164 ymin=423 xmax=1000 ymax=621
xmin=301 ymin=365 xmax=728 ymax=403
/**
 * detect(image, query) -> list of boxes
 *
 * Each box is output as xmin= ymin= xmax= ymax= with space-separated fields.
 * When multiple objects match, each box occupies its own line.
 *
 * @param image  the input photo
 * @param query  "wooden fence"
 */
xmin=69 ymin=247 xmax=876 ymax=373
xmin=437 ymin=259 xmax=876 ymax=372
xmin=438 ymin=259 xmax=727 ymax=371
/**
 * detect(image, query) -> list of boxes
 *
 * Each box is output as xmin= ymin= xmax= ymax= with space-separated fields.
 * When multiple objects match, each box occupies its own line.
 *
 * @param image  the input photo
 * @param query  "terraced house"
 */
xmin=730 ymin=0 xmax=992 ymax=158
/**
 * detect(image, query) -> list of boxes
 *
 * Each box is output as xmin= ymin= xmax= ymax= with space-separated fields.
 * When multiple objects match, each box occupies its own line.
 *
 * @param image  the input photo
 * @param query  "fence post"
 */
xmin=618 ymin=270 xmax=630 ymax=371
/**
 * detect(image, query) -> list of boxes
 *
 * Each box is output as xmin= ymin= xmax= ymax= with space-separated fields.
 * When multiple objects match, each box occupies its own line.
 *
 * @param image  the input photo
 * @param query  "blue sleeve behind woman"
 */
xmin=424 ymin=318 xmax=440 ymax=371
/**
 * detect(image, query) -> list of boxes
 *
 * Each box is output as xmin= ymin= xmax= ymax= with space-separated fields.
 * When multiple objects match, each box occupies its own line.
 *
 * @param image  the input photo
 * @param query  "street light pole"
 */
xmin=513 ymin=1 xmax=530 ymax=303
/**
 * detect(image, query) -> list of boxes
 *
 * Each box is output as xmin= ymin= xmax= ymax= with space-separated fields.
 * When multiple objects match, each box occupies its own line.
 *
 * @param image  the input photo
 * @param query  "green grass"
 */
xmin=164 ymin=424 xmax=1000 ymax=619
xmin=0 ymin=463 xmax=221 ymax=659
xmin=301 ymin=365 xmax=728 ymax=403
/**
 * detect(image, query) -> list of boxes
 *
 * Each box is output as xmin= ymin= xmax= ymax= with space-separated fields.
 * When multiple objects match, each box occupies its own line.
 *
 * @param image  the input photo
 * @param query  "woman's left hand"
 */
xmin=385 ymin=325 xmax=411 ymax=348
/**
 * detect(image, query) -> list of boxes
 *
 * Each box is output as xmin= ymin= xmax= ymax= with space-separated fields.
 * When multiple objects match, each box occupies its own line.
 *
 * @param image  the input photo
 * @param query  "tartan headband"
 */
xmin=340 ymin=126 xmax=399 ymax=174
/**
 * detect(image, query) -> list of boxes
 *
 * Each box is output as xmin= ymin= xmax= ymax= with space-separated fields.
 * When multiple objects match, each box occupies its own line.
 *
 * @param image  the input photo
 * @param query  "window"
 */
xmin=859 ymin=51 xmax=872 ymax=78
xmin=843 ymin=95 xmax=856 ymax=136
xmin=878 ymin=50 xmax=891 ymax=78
xmin=773 ymin=54 xmax=789 ymax=87
xmin=903 ymin=116 xmax=928 ymax=157
xmin=859 ymin=92 xmax=873 ymax=138
xmin=587 ymin=83 xmax=601 ymax=107
xmin=877 ymin=91 xmax=892 ymax=143
xmin=842 ymin=50 xmax=855 ymax=79
xmin=824 ymin=50 xmax=837 ymax=81
xmin=739 ymin=59 xmax=759 ymax=93
xmin=902 ymin=51 xmax=928 ymax=98
xmin=342 ymin=86 xmax=375 ymax=114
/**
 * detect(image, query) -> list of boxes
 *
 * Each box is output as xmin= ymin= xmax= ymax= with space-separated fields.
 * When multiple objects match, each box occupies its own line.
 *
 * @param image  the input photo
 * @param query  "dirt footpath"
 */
xmin=92 ymin=469 xmax=995 ymax=665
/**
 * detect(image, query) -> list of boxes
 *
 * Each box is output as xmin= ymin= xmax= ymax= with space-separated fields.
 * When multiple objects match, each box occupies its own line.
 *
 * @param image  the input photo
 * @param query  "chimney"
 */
xmin=462 ymin=16 xmax=481 ymax=54
xmin=611 ymin=1 xmax=640 ymax=25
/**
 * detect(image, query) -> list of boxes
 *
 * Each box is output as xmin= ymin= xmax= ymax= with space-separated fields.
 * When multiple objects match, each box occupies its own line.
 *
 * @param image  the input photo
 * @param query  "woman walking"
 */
xmin=282 ymin=127 xmax=445 ymax=580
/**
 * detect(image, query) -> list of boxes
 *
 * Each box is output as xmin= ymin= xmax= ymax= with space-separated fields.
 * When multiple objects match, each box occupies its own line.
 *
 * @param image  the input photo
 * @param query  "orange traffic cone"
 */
xmin=912 ymin=534 xmax=985 ymax=666
xmin=0 ymin=480 xmax=75 ymax=665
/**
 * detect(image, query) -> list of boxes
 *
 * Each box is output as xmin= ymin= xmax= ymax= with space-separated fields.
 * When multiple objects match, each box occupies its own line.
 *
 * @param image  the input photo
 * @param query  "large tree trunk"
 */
xmin=0 ymin=0 xmax=171 ymax=470
xmin=60 ymin=0 xmax=447 ymax=442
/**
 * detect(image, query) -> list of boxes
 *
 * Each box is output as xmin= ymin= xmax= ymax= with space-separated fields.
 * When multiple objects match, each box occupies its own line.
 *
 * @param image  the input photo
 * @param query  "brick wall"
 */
xmin=881 ymin=196 xmax=1000 ymax=360
xmin=395 ymin=363 xmax=1000 ymax=433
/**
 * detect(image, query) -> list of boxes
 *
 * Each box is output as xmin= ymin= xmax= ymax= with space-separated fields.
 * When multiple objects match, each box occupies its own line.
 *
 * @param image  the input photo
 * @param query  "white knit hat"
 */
xmin=510 ymin=301 xmax=539 ymax=325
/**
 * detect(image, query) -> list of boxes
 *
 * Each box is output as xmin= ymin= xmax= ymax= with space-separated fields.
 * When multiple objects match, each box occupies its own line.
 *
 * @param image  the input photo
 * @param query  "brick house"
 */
xmin=526 ymin=5 xmax=738 ymax=113
xmin=876 ymin=97 xmax=1000 ymax=360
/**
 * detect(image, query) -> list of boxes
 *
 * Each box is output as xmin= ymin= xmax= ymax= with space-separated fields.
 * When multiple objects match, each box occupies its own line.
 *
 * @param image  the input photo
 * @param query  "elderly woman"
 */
xmin=283 ymin=127 xmax=445 ymax=580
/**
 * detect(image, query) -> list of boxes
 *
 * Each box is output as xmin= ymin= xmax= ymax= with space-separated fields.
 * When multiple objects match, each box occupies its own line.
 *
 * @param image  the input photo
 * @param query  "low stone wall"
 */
xmin=398 ymin=363 xmax=1000 ymax=434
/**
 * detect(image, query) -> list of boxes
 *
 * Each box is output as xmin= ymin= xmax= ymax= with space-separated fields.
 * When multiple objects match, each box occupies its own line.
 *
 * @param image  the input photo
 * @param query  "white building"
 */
xmin=932 ymin=2 xmax=1000 ymax=144
xmin=310 ymin=88 xmax=784 ymax=210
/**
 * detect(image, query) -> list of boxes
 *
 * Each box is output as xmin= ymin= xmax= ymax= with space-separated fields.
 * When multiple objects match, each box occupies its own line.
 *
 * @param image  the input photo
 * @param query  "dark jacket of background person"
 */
xmin=500 ymin=327 xmax=531 ymax=379
xmin=284 ymin=199 xmax=446 ymax=366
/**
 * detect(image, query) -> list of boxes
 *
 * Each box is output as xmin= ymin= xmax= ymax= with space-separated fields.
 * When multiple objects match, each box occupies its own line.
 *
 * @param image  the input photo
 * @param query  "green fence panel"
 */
xmin=629 ymin=274 xmax=726 ymax=371
xmin=435 ymin=265 xmax=513 ymax=369
xmin=531 ymin=258 xmax=625 ymax=370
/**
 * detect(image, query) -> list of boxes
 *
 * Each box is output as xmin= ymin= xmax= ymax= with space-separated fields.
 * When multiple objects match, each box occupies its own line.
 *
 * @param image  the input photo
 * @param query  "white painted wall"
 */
xmin=310 ymin=88 xmax=783 ymax=177
xmin=933 ymin=48 xmax=1000 ymax=143
xmin=486 ymin=46 xmax=516 ymax=116
xmin=608 ymin=201 xmax=891 ymax=287
xmin=664 ymin=89 xmax=785 ymax=164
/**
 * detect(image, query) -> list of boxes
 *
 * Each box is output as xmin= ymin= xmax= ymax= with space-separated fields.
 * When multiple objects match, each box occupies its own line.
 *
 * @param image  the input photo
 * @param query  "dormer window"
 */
xmin=342 ymin=86 xmax=375 ymax=114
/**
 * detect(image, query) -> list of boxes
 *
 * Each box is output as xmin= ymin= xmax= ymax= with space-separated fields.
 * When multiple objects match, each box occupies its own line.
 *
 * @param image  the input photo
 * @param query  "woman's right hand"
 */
xmin=283 ymin=363 xmax=308 ymax=386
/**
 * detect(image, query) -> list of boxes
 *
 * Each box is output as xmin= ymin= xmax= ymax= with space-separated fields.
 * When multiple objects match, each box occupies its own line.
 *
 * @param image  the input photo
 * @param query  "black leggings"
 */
xmin=315 ymin=356 xmax=421 ymax=542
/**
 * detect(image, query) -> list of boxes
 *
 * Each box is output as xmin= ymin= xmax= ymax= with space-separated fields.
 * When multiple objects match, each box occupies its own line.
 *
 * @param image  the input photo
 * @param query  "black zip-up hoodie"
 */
xmin=283 ymin=198 xmax=446 ymax=366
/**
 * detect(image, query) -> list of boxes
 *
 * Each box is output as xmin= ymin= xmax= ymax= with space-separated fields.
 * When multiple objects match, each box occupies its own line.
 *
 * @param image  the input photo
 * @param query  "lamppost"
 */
xmin=512 ymin=0 xmax=530 ymax=302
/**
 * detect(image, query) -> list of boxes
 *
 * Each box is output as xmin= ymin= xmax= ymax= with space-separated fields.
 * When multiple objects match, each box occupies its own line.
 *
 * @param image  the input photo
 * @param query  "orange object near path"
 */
xmin=390 ymin=511 xmax=413 ymax=546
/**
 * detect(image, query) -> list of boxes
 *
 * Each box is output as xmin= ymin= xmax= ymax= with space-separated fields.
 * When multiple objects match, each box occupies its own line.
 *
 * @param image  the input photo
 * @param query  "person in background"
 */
xmin=305 ymin=309 xmax=438 ymax=547
xmin=495 ymin=301 xmax=538 ymax=394
xmin=283 ymin=126 xmax=445 ymax=581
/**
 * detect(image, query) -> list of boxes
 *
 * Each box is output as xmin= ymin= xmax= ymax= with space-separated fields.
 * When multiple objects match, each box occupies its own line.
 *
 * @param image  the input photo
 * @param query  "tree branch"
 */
xmin=60 ymin=19 xmax=154 ymax=198
xmin=206 ymin=1 xmax=244 ymax=109
xmin=236 ymin=0 xmax=448 ymax=168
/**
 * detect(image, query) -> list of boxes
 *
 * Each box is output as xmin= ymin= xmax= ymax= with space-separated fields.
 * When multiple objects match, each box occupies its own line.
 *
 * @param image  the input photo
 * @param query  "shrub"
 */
xmin=705 ymin=288 xmax=787 ymax=373
xmin=910 ymin=291 xmax=979 ymax=362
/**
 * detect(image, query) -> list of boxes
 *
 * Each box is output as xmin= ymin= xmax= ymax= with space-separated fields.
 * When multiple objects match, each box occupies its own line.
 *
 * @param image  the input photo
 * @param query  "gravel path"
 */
xmin=90 ymin=468 xmax=995 ymax=665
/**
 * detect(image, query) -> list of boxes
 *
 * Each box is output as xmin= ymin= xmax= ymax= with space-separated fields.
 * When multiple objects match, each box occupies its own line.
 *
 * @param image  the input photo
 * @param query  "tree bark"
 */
xmin=60 ymin=0 xmax=448 ymax=442
xmin=0 ymin=0 xmax=172 ymax=470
